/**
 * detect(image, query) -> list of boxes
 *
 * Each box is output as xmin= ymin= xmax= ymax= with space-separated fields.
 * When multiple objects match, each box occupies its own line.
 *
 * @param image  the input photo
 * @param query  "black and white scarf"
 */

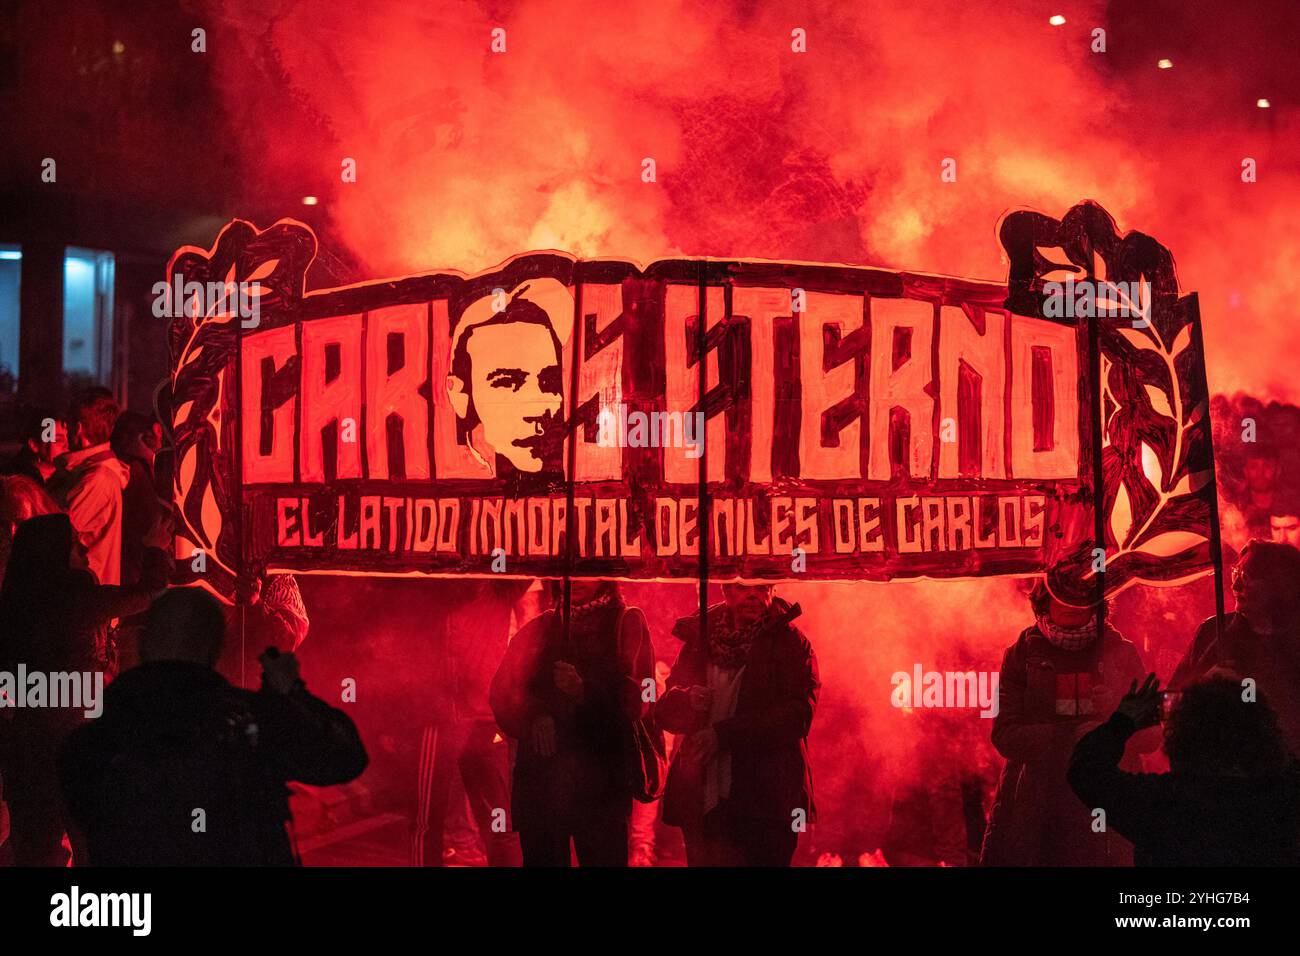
xmin=1035 ymin=611 xmax=1098 ymax=651
xmin=707 ymin=609 xmax=765 ymax=669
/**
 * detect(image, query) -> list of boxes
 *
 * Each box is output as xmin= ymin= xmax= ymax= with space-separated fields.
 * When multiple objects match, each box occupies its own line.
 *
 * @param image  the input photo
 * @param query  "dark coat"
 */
xmin=1069 ymin=712 xmax=1300 ymax=865
xmin=1171 ymin=612 xmax=1300 ymax=759
xmin=0 ymin=548 xmax=170 ymax=806
xmin=0 ymin=547 xmax=169 ymax=678
xmin=59 ymin=661 xmax=368 ymax=866
xmin=117 ymin=457 xmax=166 ymax=589
xmin=980 ymin=625 xmax=1156 ymax=866
xmin=0 ymin=517 xmax=174 ymax=865
xmin=489 ymin=602 xmax=653 ymax=830
xmin=657 ymin=600 xmax=819 ymax=830
xmin=1 ymin=446 xmax=49 ymax=485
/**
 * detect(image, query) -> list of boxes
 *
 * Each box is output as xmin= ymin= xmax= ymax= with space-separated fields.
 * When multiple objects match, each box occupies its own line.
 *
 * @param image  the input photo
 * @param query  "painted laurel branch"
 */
xmin=1002 ymin=200 xmax=1213 ymax=599
xmin=167 ymin=220 xmax=314 ymax=584
xmin=1100 ymin=310 xmax=1212 ymax=568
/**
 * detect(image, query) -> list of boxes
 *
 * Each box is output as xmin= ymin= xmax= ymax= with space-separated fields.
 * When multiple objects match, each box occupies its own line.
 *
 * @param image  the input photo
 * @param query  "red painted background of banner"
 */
xmin=167 ymin=202 xmax=1217 ymax=605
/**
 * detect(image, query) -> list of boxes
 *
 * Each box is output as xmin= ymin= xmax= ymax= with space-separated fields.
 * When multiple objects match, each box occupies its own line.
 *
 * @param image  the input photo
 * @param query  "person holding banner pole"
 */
xmin=1170 ymin=540 xmax=1300 ymax=759
xmin=489 ymin=579 xmax=656 ymax=866
xmin=657 ymin=584 xmax=819 ymax=867
xmin=980 ymin=581 xmax=1157 ymax=866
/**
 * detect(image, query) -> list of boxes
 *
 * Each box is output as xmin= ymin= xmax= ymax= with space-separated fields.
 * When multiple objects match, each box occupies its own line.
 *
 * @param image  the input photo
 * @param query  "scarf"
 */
xmin=568 ymin=589 xmax=616 ymax=622
xmin=708 ymin=608 xmax=764 ymax=669
xmin=1035 ymin=611 xmax=1098 ymax=651
xmin=557 ymin=590 xmax=622 ymax=660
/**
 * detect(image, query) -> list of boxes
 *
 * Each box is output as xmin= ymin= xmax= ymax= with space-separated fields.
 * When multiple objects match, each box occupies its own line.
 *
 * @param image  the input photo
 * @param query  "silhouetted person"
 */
xmin=0 ymin=474 xmax=60 ymax=586
xmin=1171 ymin=540 xmax=1300 ymax=758
xmin=883 ymin=710 xmax=996 ymax=867
xmin=1268 ymin=495 xmax=1300 ymax=549
xmin=657 ymin=584 xmax=818 ymax=867
xmin=490 ymin=580 xmax=655 ymax=866
xmin=59 ymin=588 xmax=368 ymax=866
xmin=981 ymin=581 xmax=1156 ymax=866
xmin=1069 ymin=675 xmax=1300 ymax=865
xmin=414 ymin=579 xmax=532 ymax=868
xmin=110 ymin=410 xmax=166 ymax=590
xmin=2 ymin=407 xmax=67 ymax=486
xmin=1238 ymin=443 xmax=1281 ymax=542
xmin=0 ymin=513 xmax=169 ymax=866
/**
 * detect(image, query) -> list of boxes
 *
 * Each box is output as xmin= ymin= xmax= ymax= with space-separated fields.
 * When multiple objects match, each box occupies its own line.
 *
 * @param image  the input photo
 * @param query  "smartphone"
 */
xmin=1158 ymin=690 xmax=1182 ymax=722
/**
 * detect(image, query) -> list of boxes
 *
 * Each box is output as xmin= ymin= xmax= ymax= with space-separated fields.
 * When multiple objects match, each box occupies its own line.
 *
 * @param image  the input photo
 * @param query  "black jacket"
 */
xmin=1068 ymin=712 xmax=1300 ymax=866
xmin=658 ymin=600 xmax=819 ymax=829
xmin=1171 ymin=612 xmax=1300 ymax=759
xmin=59 ymin=660 xmax=368 ymax=866
xmin=1 ymin=446 xmax=49 ymax=485
xmin=489 ymin=603 xmax=654 ymax=829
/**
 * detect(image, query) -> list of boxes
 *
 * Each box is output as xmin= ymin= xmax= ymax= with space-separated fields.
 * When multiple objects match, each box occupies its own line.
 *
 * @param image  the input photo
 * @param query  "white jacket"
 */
xmin=53 ymin=443 xmax=131 ymax=586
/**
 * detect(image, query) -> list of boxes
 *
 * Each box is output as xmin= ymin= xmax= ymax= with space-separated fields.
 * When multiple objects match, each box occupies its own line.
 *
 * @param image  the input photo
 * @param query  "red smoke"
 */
xmin=205 ymin=0 xmax=1294 ymax=861
xmin=207 ymin=0 xmax=1298 ymax=399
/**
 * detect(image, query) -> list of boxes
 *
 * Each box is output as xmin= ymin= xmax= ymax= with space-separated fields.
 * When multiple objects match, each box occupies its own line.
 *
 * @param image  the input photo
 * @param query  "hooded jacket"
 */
xmin=50 ymin=443 xmax=131 ymax=587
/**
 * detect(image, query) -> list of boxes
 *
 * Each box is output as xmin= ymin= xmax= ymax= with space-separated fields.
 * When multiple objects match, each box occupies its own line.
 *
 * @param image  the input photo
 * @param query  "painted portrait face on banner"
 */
xmin=446 ymin=280 xmax=571 ymax=476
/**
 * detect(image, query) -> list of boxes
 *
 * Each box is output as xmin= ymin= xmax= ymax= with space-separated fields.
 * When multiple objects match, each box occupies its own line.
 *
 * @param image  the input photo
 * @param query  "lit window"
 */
xmin=63 ymin=247 xmax=115 ymax=387
xmin=0 ymin=244 xmax=19 ymax=389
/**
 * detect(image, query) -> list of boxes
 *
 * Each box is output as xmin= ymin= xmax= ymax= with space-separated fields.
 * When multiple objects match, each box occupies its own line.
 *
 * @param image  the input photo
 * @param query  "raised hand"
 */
xmin=1116 ymin=672 xmax=1162 ymax=728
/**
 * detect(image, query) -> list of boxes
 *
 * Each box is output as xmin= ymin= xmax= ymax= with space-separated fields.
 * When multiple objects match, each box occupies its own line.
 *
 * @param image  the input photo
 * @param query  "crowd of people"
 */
xmin=981 ymin=551 xmax=1300 ymax=866
xmin=1213 ymin=393 xmax=1300 ymax=556
xmin=0 ymin=390 xmax=344 ymax=865
xmin=1 ymin=388 xmax=1299 ymax=867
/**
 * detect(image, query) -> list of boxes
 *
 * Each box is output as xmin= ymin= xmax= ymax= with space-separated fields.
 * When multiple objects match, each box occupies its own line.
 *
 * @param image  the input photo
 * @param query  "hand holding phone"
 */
xmin=1158 ymin=689 xmax=1182 ymax=723
xmin=1116 ymin=673 xmax=1162 ymax=729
